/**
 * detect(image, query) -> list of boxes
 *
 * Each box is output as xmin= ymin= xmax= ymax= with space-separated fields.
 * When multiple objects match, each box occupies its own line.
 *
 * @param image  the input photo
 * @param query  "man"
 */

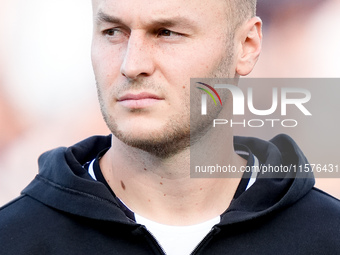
xmin=0 ymin=0 xmax=339 ymax=254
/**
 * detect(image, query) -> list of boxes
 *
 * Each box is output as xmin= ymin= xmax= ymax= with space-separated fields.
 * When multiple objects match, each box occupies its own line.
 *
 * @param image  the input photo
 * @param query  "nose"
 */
xmin=120 ymin=32 xmax=155 ymax=80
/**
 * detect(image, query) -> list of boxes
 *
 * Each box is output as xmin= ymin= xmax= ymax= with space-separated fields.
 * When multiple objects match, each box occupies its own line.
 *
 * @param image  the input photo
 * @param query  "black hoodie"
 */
xmin=0 ymin=134 xmax=339 ymax=254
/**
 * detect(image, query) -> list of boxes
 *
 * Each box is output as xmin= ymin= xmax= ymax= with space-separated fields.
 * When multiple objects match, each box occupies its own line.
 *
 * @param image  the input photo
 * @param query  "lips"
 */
xmin=117 ymin=92 xmax=163 ymax=109
xmin=118 ymin=92 xmax=162 ymax=102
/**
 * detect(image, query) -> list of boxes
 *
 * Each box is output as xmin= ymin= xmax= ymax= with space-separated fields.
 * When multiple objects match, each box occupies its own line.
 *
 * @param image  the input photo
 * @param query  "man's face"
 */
xmin=91 ymin=0 xmax=238 ymax=157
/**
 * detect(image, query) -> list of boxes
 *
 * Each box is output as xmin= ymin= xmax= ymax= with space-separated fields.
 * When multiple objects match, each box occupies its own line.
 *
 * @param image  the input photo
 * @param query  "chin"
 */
xmin=111 ymin=123 xmax=191 ymax=158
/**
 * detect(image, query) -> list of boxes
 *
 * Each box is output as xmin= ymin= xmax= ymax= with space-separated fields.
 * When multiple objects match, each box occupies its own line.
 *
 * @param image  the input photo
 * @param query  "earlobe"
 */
xmin=236 ymin=17 xmax=262 ymax=76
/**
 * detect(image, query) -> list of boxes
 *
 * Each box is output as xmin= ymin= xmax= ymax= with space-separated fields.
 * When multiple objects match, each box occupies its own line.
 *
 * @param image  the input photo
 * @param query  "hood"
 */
xmin=221 ymin=134 xmax=315 ymax=225
xmin=22 ymin=135 xmax=134 ymax=225
xmin=22 ymin=134 xmax=314 ymax=226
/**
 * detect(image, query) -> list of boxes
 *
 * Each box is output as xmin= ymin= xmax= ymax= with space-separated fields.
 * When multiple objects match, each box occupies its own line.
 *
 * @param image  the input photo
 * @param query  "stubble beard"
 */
xmin=97 ymin=82 xmax=192 ymax=158
xmin=96 ymin=40 xmax=234 ymax=158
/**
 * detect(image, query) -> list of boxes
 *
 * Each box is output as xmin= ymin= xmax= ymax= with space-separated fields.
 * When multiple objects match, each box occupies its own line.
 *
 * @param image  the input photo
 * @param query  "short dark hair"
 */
xmin=227 ymin=0 xmax=257 ymax=30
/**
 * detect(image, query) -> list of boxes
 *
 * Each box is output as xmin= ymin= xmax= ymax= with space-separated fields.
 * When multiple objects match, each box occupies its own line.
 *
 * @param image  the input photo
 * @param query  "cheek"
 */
xmin=162 ymin=43 xmax=227 ymax=82
xmin=91 ymin=42 xmax=124 ymax=84
xmin=174 ymin=87 xmax=191 ymax=120
xmin=91 ymin=40 xmax=103 ymax=76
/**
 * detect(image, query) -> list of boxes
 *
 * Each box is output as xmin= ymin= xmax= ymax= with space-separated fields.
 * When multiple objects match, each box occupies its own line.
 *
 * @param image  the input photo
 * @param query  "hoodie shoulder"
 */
xmin=0 ymin=194 xmax=53 ymax=251
xmin=285 ymin=186 xmax=340 ymax=249
xmin=308 ymin=187 xmax=340 ymax=214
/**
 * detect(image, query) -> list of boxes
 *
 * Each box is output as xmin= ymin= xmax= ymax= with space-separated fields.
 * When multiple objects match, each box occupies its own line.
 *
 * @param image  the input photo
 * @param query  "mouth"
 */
xmin=117 ymin=92 xmax=164 ymax=109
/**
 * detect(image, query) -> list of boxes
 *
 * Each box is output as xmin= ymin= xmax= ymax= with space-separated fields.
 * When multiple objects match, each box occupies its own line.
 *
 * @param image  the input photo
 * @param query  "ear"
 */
xmin=235 ymin=17 xmax=262 ymax=76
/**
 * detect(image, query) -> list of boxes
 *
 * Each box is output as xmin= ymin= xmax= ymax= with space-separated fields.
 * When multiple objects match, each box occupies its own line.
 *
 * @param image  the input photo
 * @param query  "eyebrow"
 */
xmin=96 ymin=11 xmax=122 ymax=25
xmin=95 ymin=10 xmax=196 ymax=30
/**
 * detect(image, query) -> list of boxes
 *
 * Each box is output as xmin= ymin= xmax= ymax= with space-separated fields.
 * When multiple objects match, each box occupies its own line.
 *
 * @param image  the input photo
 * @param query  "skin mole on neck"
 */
xmin=121 ymin=180 xmax=126 ymax=190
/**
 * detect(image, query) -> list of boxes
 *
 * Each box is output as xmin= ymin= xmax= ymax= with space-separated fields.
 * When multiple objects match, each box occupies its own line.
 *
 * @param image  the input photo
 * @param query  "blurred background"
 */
xmin=0 ymin=0 xmax=339 ymax=206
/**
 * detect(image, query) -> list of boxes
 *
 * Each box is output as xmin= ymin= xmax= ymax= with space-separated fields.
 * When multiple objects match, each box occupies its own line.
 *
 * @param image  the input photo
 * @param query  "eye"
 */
xmin=157 ymin=29 xmax=182 ymax=38
xmin=101 ymin=28 xmax=128 ymax=43
xmin=158 ymin=29 xmax=172 ymax=37
xmin=103 ymin=28 xmax=121 ymax=37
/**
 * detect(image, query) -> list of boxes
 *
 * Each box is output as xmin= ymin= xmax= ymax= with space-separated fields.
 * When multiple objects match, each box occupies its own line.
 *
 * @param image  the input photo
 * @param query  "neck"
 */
xmin=100 ymin=127 xmax=246 ymax=226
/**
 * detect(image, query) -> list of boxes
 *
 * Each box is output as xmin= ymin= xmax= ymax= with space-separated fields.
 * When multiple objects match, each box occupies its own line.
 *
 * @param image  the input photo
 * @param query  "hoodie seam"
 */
xmin=34 ymin=175 xmax=122 ymax=210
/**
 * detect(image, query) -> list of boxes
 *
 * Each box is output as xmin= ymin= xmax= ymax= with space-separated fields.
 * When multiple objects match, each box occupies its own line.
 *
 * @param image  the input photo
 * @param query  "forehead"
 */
xmin=92 ymin=0 xmax=228 ymax=27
